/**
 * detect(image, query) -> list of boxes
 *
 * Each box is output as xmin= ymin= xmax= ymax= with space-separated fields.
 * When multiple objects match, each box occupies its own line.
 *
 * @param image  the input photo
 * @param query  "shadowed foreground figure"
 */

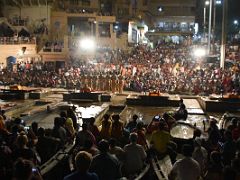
xmin=90 ymin=139 xmax=122 ymax=180
xmin=64 ymin=151 xmax=98 ymax=180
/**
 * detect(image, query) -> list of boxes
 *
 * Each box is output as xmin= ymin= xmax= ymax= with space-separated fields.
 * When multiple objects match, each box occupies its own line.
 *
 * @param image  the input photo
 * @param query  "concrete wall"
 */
xmin=0 ymin=44 xmax=37 ymax=66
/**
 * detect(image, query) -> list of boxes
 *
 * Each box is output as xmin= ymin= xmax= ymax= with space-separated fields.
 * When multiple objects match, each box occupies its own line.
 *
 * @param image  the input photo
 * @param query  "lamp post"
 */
xmin=220 ymin=0 xmax=228 ymax=69
xmin=207 ymin=0 xmax=213 ymax=54
xmin=204 ymin=1 xmax=210 ymax=40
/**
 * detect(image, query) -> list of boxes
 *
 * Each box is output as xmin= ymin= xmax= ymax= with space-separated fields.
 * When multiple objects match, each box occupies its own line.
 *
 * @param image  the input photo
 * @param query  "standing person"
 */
xmin=111 ymin=114 xmax=124 ymax=141
xmin=90 ymin=140 xmax=122 ymax=180
xmin=169 ymin=144 xmax=201 ymax=180
xmin=64 ymin=151 xmax=99 ymax=180
xmin=88 ymin=117 xmax=100 ymax=141
xmin=100 ymin=114 xmax=112 ymax=140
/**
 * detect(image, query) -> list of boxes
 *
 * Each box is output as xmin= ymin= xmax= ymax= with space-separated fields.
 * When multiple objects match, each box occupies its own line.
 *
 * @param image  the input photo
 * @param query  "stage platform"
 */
xmin=0 ymin=87 xmax=51 ymax=100
xmin=63 ymin=92 xmax=112 ymax=102
xmin=126 ymin=94 xmax=180 ymax=107
xmin=198 ymin=96 xmax=240 ymax=112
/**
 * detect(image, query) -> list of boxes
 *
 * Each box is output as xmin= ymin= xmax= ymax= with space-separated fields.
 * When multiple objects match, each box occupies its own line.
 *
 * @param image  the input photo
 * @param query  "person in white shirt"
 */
xmin=169 ymin=144 xmax=201 ymax=180
xmin=123 ymin=133 xmax=147 ymax=176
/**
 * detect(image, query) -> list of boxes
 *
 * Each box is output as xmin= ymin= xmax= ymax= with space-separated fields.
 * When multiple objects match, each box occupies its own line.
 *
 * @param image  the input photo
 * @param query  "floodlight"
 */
xmin=80 ymin=38 xmax=96 ymax=51
xmin=205 ymin=1 xmax=210 ymax=6
xmin=193 ymin=48 xmax=206 ymax=58
xmin=234 ymin=20 xmax=238 ymax=25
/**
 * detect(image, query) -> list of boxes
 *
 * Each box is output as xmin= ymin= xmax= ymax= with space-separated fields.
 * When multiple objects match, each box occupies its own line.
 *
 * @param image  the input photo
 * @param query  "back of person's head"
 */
xmin=60 ymin=111 xmax=67 ymax=118
xmin=231 ymin=118 xmax=238 ymax=126
xmin=158 ymin=121 xmax=165 ymax=130
xmin=132 ymin=114 xmax=138 ymax=121
xmin=16 ymin=133 xmax=28 ymax=148
xmin=75 ymin=151 xmax=92 ymax=173
xmin=82 ymin=123 xmax=88 ymax=131
xmin=13 ymin=158 xmax=33 ymax=180
xmin=136 ymin=122 xmax=144 ymax=130
xmin=84 ymin=139 xmax=93 ymax=149
xmin=224 ymin=130 xmax=233 ymax=140
xmin=109 ymin=138 xmax=117 ymax=148
xmin=182 ymin=144 xmax=193 ymax=157
xmin=112 ymin=114 xmax=120 ymax=121
xmin=89 ymin=117 xmax=95 ymax=125
xmin=223 ymin=166 xmax=236 ymax=180
xmin=54 ymin=117 xmax=62 ymax=127
xmin=210 ymin=151 xmax=222 ymax=164
xmin=103 ymin=114 xmax=110 ymax=121
xmin=37 ymin=127 xmax=45 ymax=137
xmin=31 ymin=122 xmax=38 ymax=132
xmin=129 ymin=133 xmax=138 ymax=143
xmin=180 ymin=104 xmax=186 ymax=109
xmin=98 ymin=139 xmax=109 ymax=153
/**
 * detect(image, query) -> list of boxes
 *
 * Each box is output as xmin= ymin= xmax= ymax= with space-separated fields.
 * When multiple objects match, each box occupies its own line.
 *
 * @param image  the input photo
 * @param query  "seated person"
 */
xmin=64 ymin=151 xmax=98 ymax=180
xmin=174 ymin=104 xmax=188 ymax=120
xmin=123 ymin=133 xmax=147 ymax=176
xmin=125 ymin=114 xmax=138 ymax=133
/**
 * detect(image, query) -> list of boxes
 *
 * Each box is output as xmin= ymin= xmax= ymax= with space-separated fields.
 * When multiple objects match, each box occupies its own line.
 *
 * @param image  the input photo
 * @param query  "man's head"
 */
xmin=75 ymin=151 xmax=93 ymax=173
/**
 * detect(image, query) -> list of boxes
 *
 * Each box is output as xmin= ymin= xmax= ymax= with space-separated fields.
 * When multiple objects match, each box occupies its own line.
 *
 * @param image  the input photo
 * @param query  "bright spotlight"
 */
xmin=205 ymin=1 xmax=210 ymax=6
xmin=80 ymin=38 xmax=96 ymax=51
xmin=234 ymin=20 xmax=238 ymax=25
xmin=193 ymin=48 xmax=206 ymax=58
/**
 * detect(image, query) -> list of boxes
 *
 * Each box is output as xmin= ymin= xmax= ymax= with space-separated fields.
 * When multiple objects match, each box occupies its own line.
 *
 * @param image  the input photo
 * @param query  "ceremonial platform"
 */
xmin=0 ymin=85 xmax=51 ymax=100
xmin=63 ymin=92 xmax=112 ymax=102
xmin=126 ymin=93 xmax=180 ymax=107
xmin=198 ymin=95 xmax=240 ymax=112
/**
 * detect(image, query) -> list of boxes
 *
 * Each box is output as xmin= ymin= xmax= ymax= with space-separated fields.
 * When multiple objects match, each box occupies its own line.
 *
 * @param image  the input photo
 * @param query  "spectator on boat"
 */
xmin=150 ymin=120 xmax=176 ymax=162
xmin=231 ymin=157 xmax=240 ymax=179
xmin=12 ymin=132 xmax=38 ymax=165
xmin=89 ymin=117 xmax=100 ymax=141
xmin=76 ymin=123 xmax=96 ymax=148
xmin=222 ymin=130 xmax=237 ymax=165
xmin=67 ymin=107 xmax=78 ymax=130
xmin=147 ymin=115 xmax=162 ymax=134
xmin=109 ymin=138 xmax=125 ymax=164
xmin=51 ymin=117 xmax=67 ymax=147
xmin=125 ymin=114 xmax=138 ymax=133
xmin=133 ymin=122 xmax=148 ymax=150
xmin=64 ymin=151 xmax=99 ymax=180
xmin=169 ymin=144 xmax=201 ymax=180
xmin=90 ymin=139 xmax=122 ymax=180
xmin=0 ymin=115 xmax=10 ymax=137
xmin=162 ymin=112 xmax=176 ymax=129
xmin=207 ymin=119 xmax=221 ymax=152
xmin=227 ymin=118 xmax=238 ymax=132
xmin=12 ymin=158 xmax=43 ymax=180
xmin=123 ymin=133 xmax=147 ymax=177
xmin=231 ymin=121 xmax=240 ymax=141
xmin=100 ymin=114 xmax=112 ymax=140
xmin=173 ymin=103 xmax=188 ymax=120
xmin=0 ymin=137 xmax=12 ymax=180
xmin=111 ymin=114 xmax=124 ymax=141
xmin=82 ymin=140 xmax=99 ymax=156
xmin=65 ymin=117 xmax=76 ymax=142
xmin=36 ymin=127 xmax=60 ymax=164
xmin=204 ymin=151 xmax=224 ymax=180
xmin=192 ymin=137 xmax=208 ymax=176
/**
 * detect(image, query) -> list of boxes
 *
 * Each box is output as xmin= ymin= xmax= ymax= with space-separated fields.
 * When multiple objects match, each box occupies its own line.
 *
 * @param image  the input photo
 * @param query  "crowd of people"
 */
xmin=1 ymin=100 xmax=240 ymax=179
xmin=1 ymin=42 xmax=240 ymax=95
